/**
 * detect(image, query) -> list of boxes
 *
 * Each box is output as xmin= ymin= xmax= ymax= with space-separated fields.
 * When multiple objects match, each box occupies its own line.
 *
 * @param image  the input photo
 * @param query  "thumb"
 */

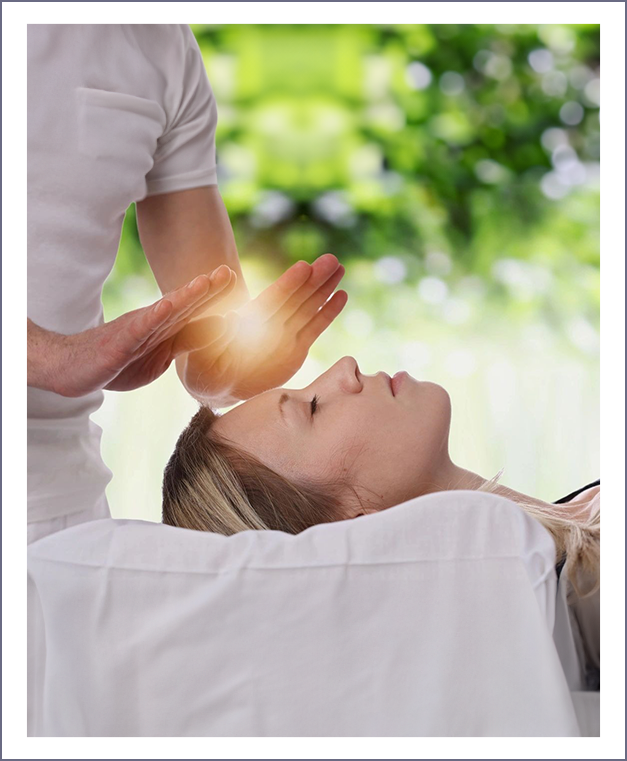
xmin=171 ymin=314 xmax=228 ymax=356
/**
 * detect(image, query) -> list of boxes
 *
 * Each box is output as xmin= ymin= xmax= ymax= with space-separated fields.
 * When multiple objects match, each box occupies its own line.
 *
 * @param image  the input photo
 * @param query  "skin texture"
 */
xmin=213 ymin=355 xmax=571 ymax=518
xmin=214 ymin=355 xmax=456 ymax=515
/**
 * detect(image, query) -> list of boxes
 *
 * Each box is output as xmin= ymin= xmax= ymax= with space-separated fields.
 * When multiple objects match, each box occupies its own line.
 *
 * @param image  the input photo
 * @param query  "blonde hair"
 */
xmin=476 ymin=468 xmax=600 ymax=601
xmin=163 ymin=406 xmax=599 ymax=603
xmin=162 ymin=405 xmax=346 ymax=535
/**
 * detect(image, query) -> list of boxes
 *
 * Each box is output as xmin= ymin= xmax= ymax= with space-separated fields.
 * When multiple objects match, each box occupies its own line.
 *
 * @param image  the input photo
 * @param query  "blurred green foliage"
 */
xmin=100 ymin=24 xmax=601 ymax=518
xmin=108 ymin=23 xmax=599 ymax=347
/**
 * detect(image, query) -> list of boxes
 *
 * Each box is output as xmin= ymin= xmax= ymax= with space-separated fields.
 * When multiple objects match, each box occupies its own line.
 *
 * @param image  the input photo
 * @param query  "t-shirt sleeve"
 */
xmin=145 ymin=26 xmax=218 ymax=196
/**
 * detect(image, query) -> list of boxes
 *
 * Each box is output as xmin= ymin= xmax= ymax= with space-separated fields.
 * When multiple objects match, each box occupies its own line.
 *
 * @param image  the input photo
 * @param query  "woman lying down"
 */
xmin=162 ymin=355 xmax=600 ymax=688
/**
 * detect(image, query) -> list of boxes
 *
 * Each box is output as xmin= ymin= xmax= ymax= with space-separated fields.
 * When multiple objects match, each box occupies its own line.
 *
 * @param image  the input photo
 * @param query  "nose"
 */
xmin=337 ymin=356 xmax=362 ymax=391
xmin=338 ymin=355 xmax=360 ymax=379
xmin=315 ymin=355 xmax=362 ymax=395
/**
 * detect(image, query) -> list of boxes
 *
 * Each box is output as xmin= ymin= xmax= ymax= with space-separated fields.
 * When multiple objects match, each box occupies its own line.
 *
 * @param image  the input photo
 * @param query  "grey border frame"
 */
xmin=22 ymin=7 xmax=624 ymax=759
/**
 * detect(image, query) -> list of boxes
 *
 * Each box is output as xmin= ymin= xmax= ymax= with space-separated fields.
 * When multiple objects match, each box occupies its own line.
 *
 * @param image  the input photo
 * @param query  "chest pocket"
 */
xmin=75 ymin=87 xmax=166 ymax=205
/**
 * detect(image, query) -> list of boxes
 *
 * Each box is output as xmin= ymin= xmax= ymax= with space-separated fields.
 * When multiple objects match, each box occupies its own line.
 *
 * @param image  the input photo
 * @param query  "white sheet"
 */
xmin=27 ymin=490 xmax=588 ymax=736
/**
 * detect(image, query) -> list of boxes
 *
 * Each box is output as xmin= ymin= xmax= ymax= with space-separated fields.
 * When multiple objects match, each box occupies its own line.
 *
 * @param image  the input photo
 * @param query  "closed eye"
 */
xmin=310 ymin=394 xmax=319 ymax=417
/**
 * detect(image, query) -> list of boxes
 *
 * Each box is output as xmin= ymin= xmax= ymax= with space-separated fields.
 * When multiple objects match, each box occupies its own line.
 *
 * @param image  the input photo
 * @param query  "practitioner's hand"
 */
xmin=42 ymin=266 xmax=238 ymax=396
xmin=177 ymin=254 xmax=348 ymax=406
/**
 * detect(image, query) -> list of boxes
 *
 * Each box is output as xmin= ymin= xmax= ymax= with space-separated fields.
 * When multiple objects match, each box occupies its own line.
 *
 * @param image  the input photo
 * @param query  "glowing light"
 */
xmin=232 ymin=312 xmax=271 ymax=347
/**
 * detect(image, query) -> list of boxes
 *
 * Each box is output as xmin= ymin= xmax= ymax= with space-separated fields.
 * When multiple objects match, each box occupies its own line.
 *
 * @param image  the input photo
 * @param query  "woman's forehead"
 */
xmin=215 ymin=388 xmax=281 ymax=432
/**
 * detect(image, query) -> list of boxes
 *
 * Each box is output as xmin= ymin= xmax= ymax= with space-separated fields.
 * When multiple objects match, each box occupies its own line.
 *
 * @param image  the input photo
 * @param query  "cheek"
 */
xmin=298 ymin=418 xmax=371 ymax=483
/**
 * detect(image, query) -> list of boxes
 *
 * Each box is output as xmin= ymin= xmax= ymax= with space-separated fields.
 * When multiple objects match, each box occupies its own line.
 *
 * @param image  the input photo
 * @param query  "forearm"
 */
xmin=137 ymin=186 xmax=251 ymax=316
xmin=27 ymin=318 xmax=65 ymax=393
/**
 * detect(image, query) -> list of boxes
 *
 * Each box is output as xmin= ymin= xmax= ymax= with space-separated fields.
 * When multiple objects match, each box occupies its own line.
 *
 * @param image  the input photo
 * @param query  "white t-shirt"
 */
xmin=28 ymin=25 xmax=218 ymax=522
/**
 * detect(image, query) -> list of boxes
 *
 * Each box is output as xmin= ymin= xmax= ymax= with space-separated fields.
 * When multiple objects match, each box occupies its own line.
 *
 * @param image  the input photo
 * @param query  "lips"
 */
xmin=391 ymin=371 xmax=407 ymax=396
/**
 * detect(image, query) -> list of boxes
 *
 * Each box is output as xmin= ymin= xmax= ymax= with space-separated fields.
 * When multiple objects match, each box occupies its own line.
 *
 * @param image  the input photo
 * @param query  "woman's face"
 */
xmin=212 ymin=356 xmax=454 ymax=516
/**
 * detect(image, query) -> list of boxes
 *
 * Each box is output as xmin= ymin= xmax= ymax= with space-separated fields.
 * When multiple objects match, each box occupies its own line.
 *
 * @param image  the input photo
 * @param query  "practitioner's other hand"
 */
xmin=177 ymin=254 xmax=347 ymax=406
xmin=50 ymin=265 xmax=237 ymax=396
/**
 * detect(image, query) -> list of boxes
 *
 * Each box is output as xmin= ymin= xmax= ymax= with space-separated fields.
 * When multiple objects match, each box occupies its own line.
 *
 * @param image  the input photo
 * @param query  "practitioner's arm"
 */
xmin=26 ymin=266 xmax=236 ymax=396
xmin=137 ymin=186 xmax=348 ymax=407
xmin=137 ymin=186 xmax=251 ymax=315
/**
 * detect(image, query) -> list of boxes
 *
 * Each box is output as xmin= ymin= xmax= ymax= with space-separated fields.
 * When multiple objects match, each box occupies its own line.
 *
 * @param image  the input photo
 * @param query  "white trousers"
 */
xmin=27 ymin=496 xmax=111 ymax=737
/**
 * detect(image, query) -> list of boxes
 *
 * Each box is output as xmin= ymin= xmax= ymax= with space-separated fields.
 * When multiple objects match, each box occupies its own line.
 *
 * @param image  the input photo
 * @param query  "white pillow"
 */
xmin=27 ymin=490 xmax=583 ymax=737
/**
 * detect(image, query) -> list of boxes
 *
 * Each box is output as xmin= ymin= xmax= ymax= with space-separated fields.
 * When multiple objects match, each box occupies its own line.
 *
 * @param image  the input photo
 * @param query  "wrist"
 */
xmin=175 ymin=355 xmax=241 ymax=409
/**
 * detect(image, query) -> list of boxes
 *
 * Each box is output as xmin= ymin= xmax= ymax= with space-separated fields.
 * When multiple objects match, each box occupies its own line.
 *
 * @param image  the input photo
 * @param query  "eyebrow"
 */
xmin=278 ymin=393 xmax=290 ymax=422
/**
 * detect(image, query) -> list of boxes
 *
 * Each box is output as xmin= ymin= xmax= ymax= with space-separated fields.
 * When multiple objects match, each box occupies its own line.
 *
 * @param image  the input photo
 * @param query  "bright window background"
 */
xmin=92 ymin=23 xmax=600 ymax=522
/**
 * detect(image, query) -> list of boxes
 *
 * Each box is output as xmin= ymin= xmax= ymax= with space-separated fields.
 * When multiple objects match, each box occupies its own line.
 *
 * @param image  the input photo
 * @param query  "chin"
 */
xmin=407 ymin=375 xmax=450 ymax=401
xmin=407 ymin=376 xmax=452 ymax=427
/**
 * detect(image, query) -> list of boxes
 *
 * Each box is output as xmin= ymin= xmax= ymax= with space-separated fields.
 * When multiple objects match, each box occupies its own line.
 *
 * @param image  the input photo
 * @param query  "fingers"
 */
xmin=250 ymin=260 xmax=313 ymax=318
xmin=139 ymin=267 xmax=236 ymax=352
xmin=116 ymin=298 xmax=175 ymax=353
xmin=170 ymin=314 xmax=229 ymax=357
xmin=199 ymin=310 xmax=240 ymax=358
xmin=154 ymin=266 xmax=234 ymax=334
xmin=296 ymin=290 xmax=348 ymax=349
xmin=283 ymin=262 xmax=345 ymax=333
xmin=272 ymin=254 xmax=342 ymax=324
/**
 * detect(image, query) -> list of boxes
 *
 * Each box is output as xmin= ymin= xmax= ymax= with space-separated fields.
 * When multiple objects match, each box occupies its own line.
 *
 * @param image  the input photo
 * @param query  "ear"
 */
xmin=351 ymin=506 xmax=376 ymax=519
xmin=341 ymin=488 xmax=382 ymax=520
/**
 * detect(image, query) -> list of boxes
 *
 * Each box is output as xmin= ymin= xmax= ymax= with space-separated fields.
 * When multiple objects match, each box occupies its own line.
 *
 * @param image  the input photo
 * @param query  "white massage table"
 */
xmin=27 ymin=490 xmax=599 ymax=736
